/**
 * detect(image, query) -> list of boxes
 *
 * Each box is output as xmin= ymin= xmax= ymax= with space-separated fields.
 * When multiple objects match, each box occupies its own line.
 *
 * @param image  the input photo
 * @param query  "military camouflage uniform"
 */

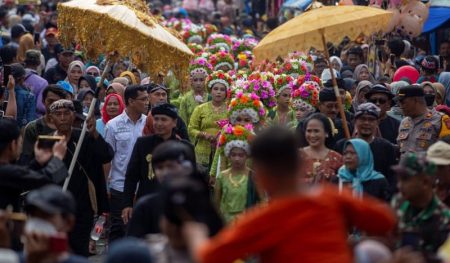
xmin=392 ymin=194 xmax=450 ymax=253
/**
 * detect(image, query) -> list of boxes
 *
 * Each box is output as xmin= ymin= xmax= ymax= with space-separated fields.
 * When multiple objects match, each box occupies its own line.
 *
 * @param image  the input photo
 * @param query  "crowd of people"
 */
xmin=0 ymin=0 xmax=450 ymax=262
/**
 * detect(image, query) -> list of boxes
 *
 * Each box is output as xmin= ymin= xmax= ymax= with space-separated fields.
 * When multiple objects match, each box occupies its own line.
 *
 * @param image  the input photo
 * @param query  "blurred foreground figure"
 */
xmin=183 ymin=127 xmax=396 ymax=263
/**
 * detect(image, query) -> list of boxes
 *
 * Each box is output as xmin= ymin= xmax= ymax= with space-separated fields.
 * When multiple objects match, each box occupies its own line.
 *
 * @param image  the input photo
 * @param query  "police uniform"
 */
xmin=397 ymin=86 xmax=450 ymax=155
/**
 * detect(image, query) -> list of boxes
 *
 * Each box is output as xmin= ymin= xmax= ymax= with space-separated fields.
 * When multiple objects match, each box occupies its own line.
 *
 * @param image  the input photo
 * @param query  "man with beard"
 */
xmin=336 ymin=103 xmax=397 ymax=196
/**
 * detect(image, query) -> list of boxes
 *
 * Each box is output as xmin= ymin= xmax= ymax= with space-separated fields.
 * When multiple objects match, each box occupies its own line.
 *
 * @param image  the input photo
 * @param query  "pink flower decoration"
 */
xmin=244 ymin=123 xmax=254 ymax=131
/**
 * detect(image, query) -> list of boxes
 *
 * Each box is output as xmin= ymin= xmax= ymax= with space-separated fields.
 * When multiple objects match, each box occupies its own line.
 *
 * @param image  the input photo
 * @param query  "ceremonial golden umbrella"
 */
xmin=57 ymin=0 xmax=193 ymax=81
xmin=254 ymin=6 xmax=392 ymax=64
xmin=254 ymin=5 xmax=393 ymax=138
xmin=58 ymin=0 xmax=193 ymax=191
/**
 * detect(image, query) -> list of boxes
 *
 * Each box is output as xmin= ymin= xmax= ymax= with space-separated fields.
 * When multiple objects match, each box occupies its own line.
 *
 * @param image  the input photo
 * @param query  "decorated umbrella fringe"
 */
xmin=57 ymin=0 xmax=193 ymax=81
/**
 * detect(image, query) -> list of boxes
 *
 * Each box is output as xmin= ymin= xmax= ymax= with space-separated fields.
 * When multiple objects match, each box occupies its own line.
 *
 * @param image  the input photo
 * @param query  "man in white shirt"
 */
xmin=105 ymin=84 xmax=149 ymax=242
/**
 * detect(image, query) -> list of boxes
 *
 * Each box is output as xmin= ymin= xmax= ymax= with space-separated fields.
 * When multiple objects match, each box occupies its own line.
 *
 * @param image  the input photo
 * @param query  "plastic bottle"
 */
xmin=90 ymin=214 xmax=106 ymax=241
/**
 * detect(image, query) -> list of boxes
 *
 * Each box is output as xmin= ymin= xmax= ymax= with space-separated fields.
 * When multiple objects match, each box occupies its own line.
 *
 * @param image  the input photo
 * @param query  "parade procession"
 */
xmin=0 ymin=0 xmax=449 ymax=262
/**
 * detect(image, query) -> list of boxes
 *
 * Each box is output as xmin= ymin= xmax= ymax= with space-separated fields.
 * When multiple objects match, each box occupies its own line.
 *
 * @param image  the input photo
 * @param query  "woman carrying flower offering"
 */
xmin=179 ymin=57 xmax=213 ymax=125
xmin=209 ymin=51 xmax=235 ymax=72
xmin=209 ymin=92 xmax=266 ymax=180
xmin=189 ymin=70 xmax=232 ymax=171
xmin=214 ymin=124 xmax=259 ymax=223
xmin=267 ymin=74 xmax=296 ymax=127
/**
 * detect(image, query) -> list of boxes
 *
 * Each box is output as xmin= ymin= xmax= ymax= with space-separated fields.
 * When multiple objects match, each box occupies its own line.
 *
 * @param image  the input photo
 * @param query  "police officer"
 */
xmin=397 ymin=85 xmax=450 ymax=156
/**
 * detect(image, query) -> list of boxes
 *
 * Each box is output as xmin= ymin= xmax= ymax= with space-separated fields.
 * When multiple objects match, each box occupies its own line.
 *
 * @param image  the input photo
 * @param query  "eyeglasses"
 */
xmin=369 ymin=98 xmax=387 ymax=105
xmin=133 ymin=96 xmax=149 ymax=102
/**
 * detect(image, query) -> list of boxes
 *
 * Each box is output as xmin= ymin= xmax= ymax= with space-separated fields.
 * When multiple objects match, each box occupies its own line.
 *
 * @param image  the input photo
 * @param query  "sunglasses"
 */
xmin=369 ymin=98 xmax=387 ymax=105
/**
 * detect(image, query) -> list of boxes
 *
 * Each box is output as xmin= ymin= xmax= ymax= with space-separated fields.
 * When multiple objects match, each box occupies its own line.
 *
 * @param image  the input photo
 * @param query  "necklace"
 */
xmin=228 ymin=172 xmax=247 ymax=188
xmin=211 ymin=103 xmax=226 ymax=114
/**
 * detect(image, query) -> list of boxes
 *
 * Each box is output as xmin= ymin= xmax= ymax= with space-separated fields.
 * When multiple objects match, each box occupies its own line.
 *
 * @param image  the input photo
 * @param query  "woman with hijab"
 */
xmin=352 ymin=80 xmax=372 ymax=111
xmin=353 ymin=64 xmax=375 ymax=83
xmin=120 ymin=71 xmax=138 ymax=85
xmin=96 ymin=93 xmax=125 ymax=137
xmin=421 ymin=81 xmax=437 ymax=109
xmin=432 ymin=82 xmax=446 ymax=105
xmin=66 ymin=61 xmax=85 ymax=94
xmin=338 ymin=138 xmax=390 ymax=201
xmin=78 ymin=74 xmax=97 ymax=92
xmin=106 ymin=83 xmax=126 ymax=100
xmin=438 ymin=72 xmax=450 ymax=106
xmin=330 ymin=56 xmax=343 ymax=72
xmin=85 ymin=66 xmax=101 ymax=78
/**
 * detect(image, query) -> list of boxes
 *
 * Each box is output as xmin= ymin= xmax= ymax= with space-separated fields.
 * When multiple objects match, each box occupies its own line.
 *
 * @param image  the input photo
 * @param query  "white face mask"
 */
xmin=24 ymin=217 xmax=57 ymax=235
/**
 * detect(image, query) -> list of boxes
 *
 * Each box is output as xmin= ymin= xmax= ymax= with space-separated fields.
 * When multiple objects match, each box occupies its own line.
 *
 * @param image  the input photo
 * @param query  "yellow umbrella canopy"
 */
xmin=254 ymin=6 xmax=393 ymax=63
xmin=57 ymin=0 xmax=193 ymax=80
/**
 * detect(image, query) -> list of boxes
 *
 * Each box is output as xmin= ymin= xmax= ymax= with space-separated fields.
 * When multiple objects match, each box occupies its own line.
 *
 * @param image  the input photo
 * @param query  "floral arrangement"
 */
xmin=182 ymin=26 xmax=204 ymax=44
xmin=345 ymin=91 xmax=352 ymax=111
xmin=217 ymin=124 xmax=254 ymax=157
xmin=296 ymin=73 xmax=323 ymax=88
xmin=208 ymin=51 xmax=235 ymax=72
xmin=248 ymin=71 xmax=275 ymax=87
xmin=228 ymin=91 xmax=266 ymax=125
xmin=188 ymin=43 xmax=204 ymax=55
xmin=282 ymin=60 xmax=308 ymax=77
xmin=164 ymin=18 xmax=192 ymax=32
xmin=291 ymin=81 xmax=320 ymax=112
xmin=206 ymin=70 xmax=233 ymax=90
xmin=287 ymin=51 xmax=314 ymax=72
xmin=236 ymin=52 xmax=252 ymax=71
xmin=207 ymin=33 xmax=232 ymax=51
xmin=243 ymin=79 xmax=276 ymax=108
xmin=202 ymin=23 xmax=218 ymax=38
xmin=274 ymin=74 xmax=294 ymax=95
xmin=189 ymin=57 xmax=213 ymax=77
xmin=232 ymin=38 xmax=258 ymax=57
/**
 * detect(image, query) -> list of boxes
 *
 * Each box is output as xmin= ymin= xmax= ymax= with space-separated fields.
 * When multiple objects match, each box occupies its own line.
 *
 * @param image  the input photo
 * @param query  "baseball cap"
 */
xmin=397 ymin=85 xmax=424 ymax=99
xmin=392 ymin=152 xmax=436 ymax=177
xmin=426 ymin=141 xmax=450 ymax=166
xmin=25 ymin=185 xmax=76 ymax=215
xmin=421 ymin=55 xmax=438 ymax=70
xmin=45 ymin=27 xmax=58 ymax=37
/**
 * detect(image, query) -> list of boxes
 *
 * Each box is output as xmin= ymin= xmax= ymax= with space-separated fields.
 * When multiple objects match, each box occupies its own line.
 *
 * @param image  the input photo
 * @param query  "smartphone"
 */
xmin=48 ymin=234 xmax=68 ymax=253
xmin=3 ymin=65 xmax=11 ymax=87
xmin=440 ymin=55 xmax=445 ymax=69
xmin=390 ymin=54 xmax=395 ymax=65
xmin=37 ymin=135 xmax=63 ymax=149
xmin=34 ymin=32 xmax=40 ymax=45
xmin=1 ymin=101 xmax=7 ymax=111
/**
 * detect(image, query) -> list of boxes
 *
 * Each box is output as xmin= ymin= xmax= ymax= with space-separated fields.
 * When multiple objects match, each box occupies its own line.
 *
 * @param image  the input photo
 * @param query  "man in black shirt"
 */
xmin=43 ymin=46 xmax=74 ymax=84
xmin=122 ymin=103 xmax=186 ymax=224
xmin=366 ymin=84 xmax=400 ymax=145
xmin=0 ymin=118 xmax=67 ymax=211
xmin=336 ymin=102 xmax=398 ymax=196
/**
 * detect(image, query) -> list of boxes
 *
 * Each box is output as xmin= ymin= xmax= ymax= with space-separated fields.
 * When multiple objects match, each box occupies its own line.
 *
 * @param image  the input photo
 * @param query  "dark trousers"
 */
xmin=109 ymin=189 xmax=126 ymax=243
xmin=69 ymin=211 xmax=93 ymax=257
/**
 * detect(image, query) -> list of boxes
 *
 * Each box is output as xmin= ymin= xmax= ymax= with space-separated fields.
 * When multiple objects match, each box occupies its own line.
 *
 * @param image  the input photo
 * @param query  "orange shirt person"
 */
xmin=183 ymin=127 xmax=396 ymax=263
